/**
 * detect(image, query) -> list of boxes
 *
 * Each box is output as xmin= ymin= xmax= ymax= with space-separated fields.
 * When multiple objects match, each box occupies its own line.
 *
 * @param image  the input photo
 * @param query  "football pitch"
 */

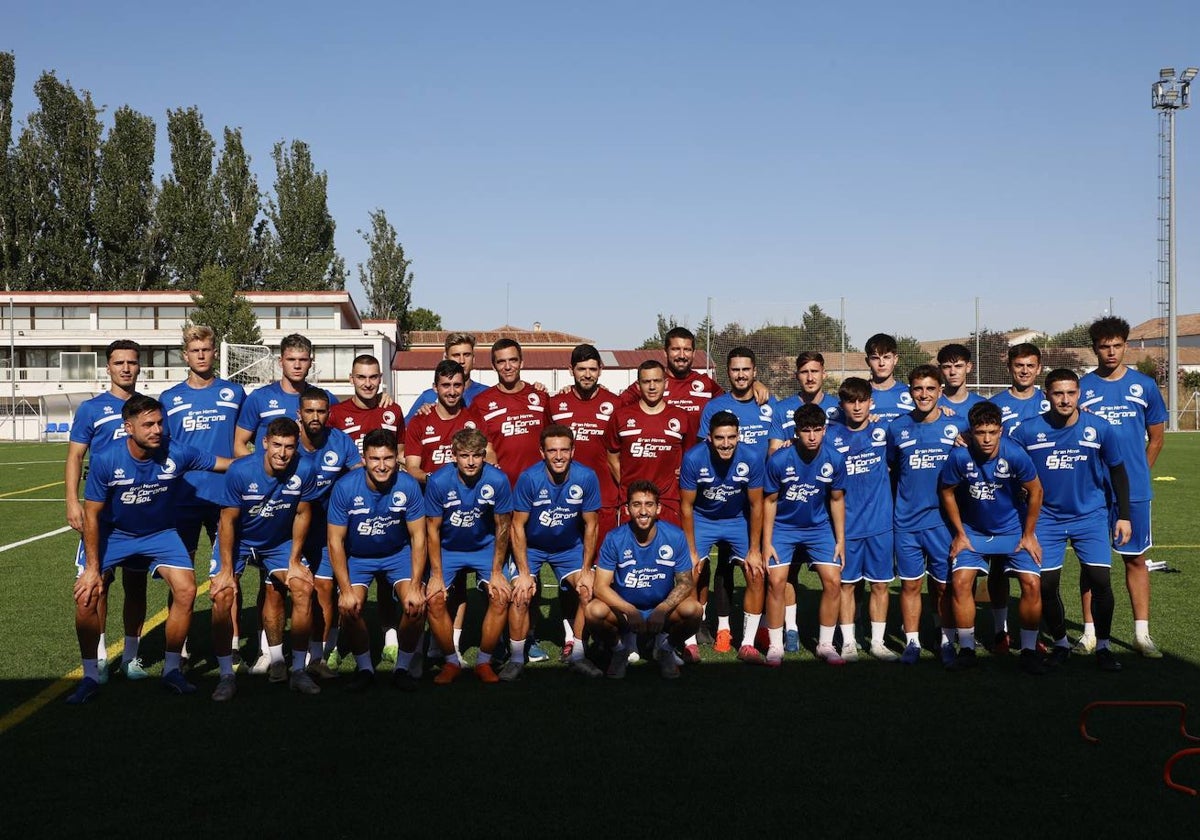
xmin=1 ymin=439 xmax=1198 ymax=837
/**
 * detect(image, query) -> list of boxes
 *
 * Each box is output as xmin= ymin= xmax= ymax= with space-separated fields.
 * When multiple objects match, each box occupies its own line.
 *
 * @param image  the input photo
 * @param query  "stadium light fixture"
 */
xmin=1152 ymin=66 xmax=1194 ymax=432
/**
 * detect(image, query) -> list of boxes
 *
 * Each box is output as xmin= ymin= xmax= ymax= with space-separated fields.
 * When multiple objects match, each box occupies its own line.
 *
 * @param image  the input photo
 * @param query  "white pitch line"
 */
xmin=0 ymin=526 xmax=73 ymax=553
xmin=0 ymin=460 xmax=66 ymax=466
xmin=0 ymin=499 xmax=63 ymax=502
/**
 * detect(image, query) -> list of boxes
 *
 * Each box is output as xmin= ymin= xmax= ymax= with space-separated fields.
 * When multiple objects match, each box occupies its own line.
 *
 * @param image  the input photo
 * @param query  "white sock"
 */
xmin=768 ymin=627 xmax=783 ymax=650
xmin=1019 ymin=629 xmax=1038 ymax=651
xmin=354 ymin=652 xmax=374 ymax=672
xmin=818 ymin=625 xmax=835 ymax=646
xmin=562 ymin=619 xmax=573 ymax=640
xmin=97 ymin=633 xmax=108 ymax=660
xmin=940 ymin=628 xmax=957 ymax=646
xmin=384 ymin=627 xmax=399 ymax=648
xmin=569 ymin=638 xmax=585 ymax=661
xmin=292 ymin=650 xmax=307 ymax=672
xmin=685 ymin=635 xmax=698 ymax=647
xmin=452 ymin=628 xmax=463 ymax=650
xmin=323 ymin=629 xmax=338 ymax=655
xmin=1082 ymin=622 xmax=1095 ymax=638
xmin=905 ymin=631 xmax=919 ymax=646
xmin=839 ymin=623 xmax=856 ymax=648
xmin=259 ymin=630 xmax=269 ymax=652
xmin=181 ymin=638 xmax=189 ymax=659
xmin=82 ymin=658 xmax=99 ymax=681
xmin=164 ymin=651 xmax=182 ymax=674
xmin=268 ymin=644 xmax=284 ymax=665
xmin=510 ymin=639 xmax=527 ymax=664
xmin=717 ymin=615 xmax=731 ymax=632
xmin=232 ymin=634 xmax=241 ymax=652
xmin=870 ymin=621 xmax=886 ymax=646
xmin=123 ymin=635 xmax=139 ymax=662
xmin=742 ymin=612 xmax=761 ymax=646
xmin=992 ymin=608 xmax=1008 ymax=634
xmin=396 ymin=649 xmax=414 ymax=671
xmin=217 ymin=655 xmax=234 ymax=677
xmin=784 ymin=604 xmax=798 ymax=632
xmin=1134 ymin=619 xmax=1150 ymax=640
xmin=958 ymin=629 xmax=976 ymax=650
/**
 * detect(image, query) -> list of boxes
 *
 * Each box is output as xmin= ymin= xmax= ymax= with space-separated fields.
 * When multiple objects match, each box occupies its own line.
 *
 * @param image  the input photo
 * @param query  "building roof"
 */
xmin=393 ymin=347 xmax=712 ymax=372
xmin=405 ymin=325 xmax=594 ymax=349
xmin=1128 ymin=313 xmax=1200 ymax=341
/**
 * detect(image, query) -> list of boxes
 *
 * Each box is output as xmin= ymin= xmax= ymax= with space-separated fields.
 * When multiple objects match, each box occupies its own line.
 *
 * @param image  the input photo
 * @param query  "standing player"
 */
xmin=588 ymin=481 xmax=703 ymax=680
xmin=423 ymin=429 xmax=514 ymax=684
xmin=620 ymin=327 xmax=724 ymax=417
xmin=863 ymin=333 xmax=913 ymax=424
xmin=939 ymin=402 xmax=1046 ymax=674
xmin=162 ymin=326 xmax=246 ymax=663
xmin=762 ymin=404 xmax=848 ymax=667
xmin=326 ymin=353 xmax=404 ymax=664
xmin=680 ymin=411 xmax=766 ymax=665
xmin=827 ymin=377 xmax=898 ymax=661
xmin=215 ymin=418 xmax=323 ymax=697
xmin=769 ymin=351 xmax=841 ymax=453
xmin=984 ymin=342 xmax=1047 ymax=653
xmin=886 ymin=365 xmax=964 ymax=665
xmin=1011 ymin=369 xmax=1131 ymax=672
xmin=1078 ymin=317 xmax=1167 ymax=657
xmin=327 ymin=429 xmax=427 ymax=691
xmin=937 ymin=343 xmax=986 ymax=415
xmin=295 ymin=388 xmax=362 ymax=679
xmin=68 ymin=396 xmax=230 ymax=703
xmin=605 ymin=360 xmax=692 ymax=526
xmin=470 ymin=338 xmax=548 ymax=488
xmin=405 ymin=332 xmax=490 ymax=418
xmin=694 ymin=348 xmax=774 ymax=654
xmin=64 ymin=339 xmax=149 ymax=682
xmin=503 ymin=425 xmax=604 ymax=679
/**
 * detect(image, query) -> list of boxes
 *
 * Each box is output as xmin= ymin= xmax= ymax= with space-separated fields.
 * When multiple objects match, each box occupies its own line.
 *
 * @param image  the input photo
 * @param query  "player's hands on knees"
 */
xmin=623 ymin=609 xmax=646 ymax=634
xmin=489 ymin=574 xmax=513 ymax=603
xmin=1019 ymin=534 xmax=1042 ymax=566
xmin=211 ymin=572 xmax=236 ymax=599
xmin=949 ymin=533 xmax=973 ymax=560
xmin=286 ymin=560 xmax=313 ymax=586
xmin=73 ymin=569 xmax=102 ymax=607
xmin=834 ymin=541 xmax=846 ymax=567
xmin=743 ymin=550 xmax=765 ymax=581
xmin=338 ymin=589 xmax=361 ymax=620
xmin=1114 ymin=519 xmax=1132 ymax=547
xmin=574 ymin=569 xmax=594 ymax=602
xmin=424 ymin=579 xmax=446 ymax=606
xmin=513 ymin=573 xmax=536 ymax=607
xmin=403 ymin=588 xmax=425 ymax=617
xmin=646 ymin=607 xmax=668 ymax=635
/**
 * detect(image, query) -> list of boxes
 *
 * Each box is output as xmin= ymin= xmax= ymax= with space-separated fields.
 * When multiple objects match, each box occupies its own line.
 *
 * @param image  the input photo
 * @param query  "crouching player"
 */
xmin=763 ymin=404 xmax=848 ymax=667
xmin=424 ymin=429 xmax=514 ymax=684
xmin=939 ymin=402 xmax=1045 ymax=674
xmin=69 ymin=395 xmax=231 ymax=703
xmin=327 ymin=429 xmax=427 ymax=691
xmin=588 ymin=480 xmax=703 ymax=679
xmin=1011 ymin=369 xmax=1130 ymax=672
xmin=504 ymin=425 xmax=604 ymax=681
xmin=680 ymin=410 xmax=766 ymax=665
xmin=214 ymin=418 xmax=323 ymax=699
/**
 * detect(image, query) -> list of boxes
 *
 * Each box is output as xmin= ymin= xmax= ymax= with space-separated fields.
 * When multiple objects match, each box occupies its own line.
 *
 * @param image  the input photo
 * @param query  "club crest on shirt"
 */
xmin=600 ymin=402 xmax=614 ymax=415
xmin=658 ymin=544 xmax=674 ymax=560
xmin=944 ymin=425 xmax=958 ymax=439
xmin=667 ymin=418 xmax=681 ymax=432
xmin=220 ymin=388 xmax=235 ymax=401
xmin=735 ymin=461 xmax=750 ymax=477
xmin=1083 ymin=427 xmax=1097 ymax=442
xmin=899 ymin=393 xmax=914 ymax=406
xmin=390 ymin=491 xmax=407 ymax=509
xmin=568 ymin=484 xmax=583 ymax=500
xmin=323 ymin=450 xmax=339 ymax=466
xmin=820 ymin=462 xmax=834 ymax=478
xmin=479 ymin=484 xmax=495 ymax=500
xmin=995 ymin=459 xmax=1010 ymax=478
xmin=286 ymin=475 xmax=302 ymax=491
xmin=383 ymin=411 xmax=396 ymax=425
xmin=1129 ymin=383 xmax=1143 ymax=398
xmin=691 ymin=380 xmax=704 ymax=393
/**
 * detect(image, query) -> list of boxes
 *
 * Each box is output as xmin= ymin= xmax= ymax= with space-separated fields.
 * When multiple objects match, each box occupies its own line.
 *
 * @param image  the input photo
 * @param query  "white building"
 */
xmin=1 ymin=290 xmax=396 ymax=441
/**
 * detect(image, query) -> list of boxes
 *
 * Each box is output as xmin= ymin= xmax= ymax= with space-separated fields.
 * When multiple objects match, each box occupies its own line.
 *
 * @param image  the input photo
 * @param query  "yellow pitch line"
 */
xmin=0 ymin=579 xmax=212 ymax=736
xmin=0 ymin=480 xmax=64 ymax=499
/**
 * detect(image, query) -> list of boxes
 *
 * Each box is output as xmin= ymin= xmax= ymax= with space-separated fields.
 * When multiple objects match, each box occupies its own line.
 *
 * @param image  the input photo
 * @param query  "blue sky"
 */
xmin=8 ymin=1 xmax=1200 ymax=348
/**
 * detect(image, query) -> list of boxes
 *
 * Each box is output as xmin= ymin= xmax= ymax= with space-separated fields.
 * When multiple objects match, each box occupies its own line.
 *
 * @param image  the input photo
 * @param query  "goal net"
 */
xmin=220 ymin=343 xmax=275 ymax=386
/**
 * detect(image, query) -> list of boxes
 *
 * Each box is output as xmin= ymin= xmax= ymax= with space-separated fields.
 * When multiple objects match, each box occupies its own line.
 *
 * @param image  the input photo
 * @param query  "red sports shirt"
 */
xmin=604 ymin=402 xmax=692 ymax=505
xmin=327 ymin=401 xmax=403 ymax=452
xmin=620 ymin=368 xmax=723 ymax=418
xmin=470 ymin=383 xmax=547 ymax=486
xmin=550 ymin=386 xmax=620 ymax=510
xmin=403 ymin=408 xmax=478 ymax=477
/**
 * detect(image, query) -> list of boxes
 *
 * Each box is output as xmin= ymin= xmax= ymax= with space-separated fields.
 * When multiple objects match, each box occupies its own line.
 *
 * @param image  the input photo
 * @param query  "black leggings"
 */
xmin=1041 ymin=564 xmax=1113 ymax=641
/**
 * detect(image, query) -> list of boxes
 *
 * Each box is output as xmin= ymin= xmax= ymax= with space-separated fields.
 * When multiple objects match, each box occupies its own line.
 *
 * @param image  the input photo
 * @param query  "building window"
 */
xmin=253 ymin=306 xmax=277 ymax=329
xmin=1 ymin=305 xmax=33 ymax=331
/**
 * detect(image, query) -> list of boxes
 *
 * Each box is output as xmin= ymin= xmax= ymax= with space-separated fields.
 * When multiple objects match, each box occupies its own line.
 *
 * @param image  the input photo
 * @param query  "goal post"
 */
xmin=220 ymin=343 xmax=276 ymax=387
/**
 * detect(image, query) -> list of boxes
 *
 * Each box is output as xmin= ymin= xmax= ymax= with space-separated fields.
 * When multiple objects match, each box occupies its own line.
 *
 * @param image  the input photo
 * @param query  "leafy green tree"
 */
xmin=895 ymin=335 xmax=929 ymax=381
xmin=94 ymin=106 xmax=160 ymax=289
xmin=357 ymin=208 xmax=413 ymax=321
xmin=158 ymin=106 xmax=217 ymax=285
xmin=188 ymin=264 xmax=261 ymax=348
xmin=638 ymin=313 xmax=682 ymax=349
xmin=1045 ymin=322 xmax=1093 ymax=348
xmin=0 ymin=52 xmax=15 ymax=283
xmin=967 ymin=329 xmax=1011 ymax=385
xmin=406 ymin=306 xmax=442 ymax=331
xmin=798 ymin=304 xmax=851 ymax=352
xmin=264 ymin=139 xmax=341 ymax=290
xmin=213 ymin=127 xmax=260 ymax=288
xmin=10 ymin=72 xmax=102 ymax=290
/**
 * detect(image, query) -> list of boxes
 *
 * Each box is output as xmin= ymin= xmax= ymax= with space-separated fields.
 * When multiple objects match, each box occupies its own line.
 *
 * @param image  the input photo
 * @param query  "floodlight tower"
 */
xmin=1152 ymin=66 xmax=1197 ymax=432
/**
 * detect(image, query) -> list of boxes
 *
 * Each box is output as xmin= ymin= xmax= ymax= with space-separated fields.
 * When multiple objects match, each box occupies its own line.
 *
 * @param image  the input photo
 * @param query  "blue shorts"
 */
xmin=441 ymin=548 xmax=495 ymax=589
xmin=507 ymin=546 xmax=583 ymax=586
xmin=346 ymin=548 xmax=413 ymax=589
xmin=895 ymin=525 xmax=952 ymax=584
xmin=768 ymin=526 xmax=837 ymax=568
xmin=842 ymin=532 xmax=894 ymax=584
xmin=210 ymin=540 xmax=299 ymax=578
xmin=1112 ymin=500 xmax=1152 ymax=556
xmin=77 ymin=530 xmax=192 ymax=579
xmin=950 ymin=529 xmax=1039 ymax=576
xmin=692 ymin=516 xmax=751 ymax=562
xmin=75 ymin=538 xmax=150 ymax=575
xmin=174 ymin=504 xmax=220 ymax=556
xmin=1037 ymin=510 xmax=1111 ymax=571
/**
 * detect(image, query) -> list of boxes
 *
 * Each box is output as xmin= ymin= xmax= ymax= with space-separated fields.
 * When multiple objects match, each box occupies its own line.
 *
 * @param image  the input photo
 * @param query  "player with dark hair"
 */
xmin=619 ymin=327 xmax=725 ymax=415
xmin=65 ymin=339 xmax=150 ymax=683
xmin=763 ymin=403 xmax=848 ymax=666
xmin=863 ymin=333 xmax=913 ymax=424
xmin=67 ymin=396 xmax=231 ymax=703
xmin=1077 ymin=316 xmax=1167 ymax=657
xmin=1011 ymin=368 xmax=1130 ymax=672
xmin=589 ymin=480 xmax=703 ymax=679
xmin=234 ymin=334 xmax=340 ymax=455
xmin=405 ymin=332 xmax=490 ymax=418
xmin=886 ymin=365 xmax=964 ymax=665
xmin=770 ymin=351 xmax=841 ymax=454
xmin=937 ymin=343 xmax=986 ymax=415
xmin=939 ymin=401 xmax=1046 ymax=674
xmin=327 ymin=429 xmax=428 ymax=691
xmin=680 ymin=410 xmax=766 ymax=664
